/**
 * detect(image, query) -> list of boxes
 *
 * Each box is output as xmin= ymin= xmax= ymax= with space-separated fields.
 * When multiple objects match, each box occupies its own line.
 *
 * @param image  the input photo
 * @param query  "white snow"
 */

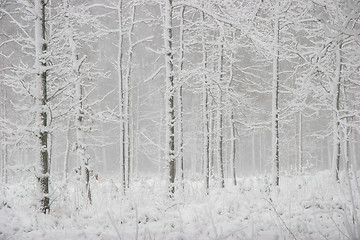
xmin=0 ymin=170 xmax=358 ymax=239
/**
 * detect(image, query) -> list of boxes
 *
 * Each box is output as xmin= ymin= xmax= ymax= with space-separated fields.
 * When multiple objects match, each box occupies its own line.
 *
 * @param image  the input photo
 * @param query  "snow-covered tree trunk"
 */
xmin=228 ymin=41 xmax=236 ymax=186
xmin=117 ymin=0 xmax=126 ymax=193
xmin=164 ymin=0 xmax=176 ymax=195
xmin=177 ymin=5 xmax=185 ymax=190
xmin=75 ymin=82 xmax=91 ymax=204
xmin=34 ymin=0 xmax=50 ymax=213
xmin=63 ymin=0 xmax=91 ymax=204
xmin=201 ymin=11 xmax=210 ymax=192
xmin=271 ymin=10 xmax=280 ymax=186
xmin=332 ymin=42 xmax=342 ymax=182
xmin=216 ymin=27 xmax=225 ymax=188
xmin=124 ymin=4 xmax=136 ymax=188
xmin=209 ymin=110 xmax=215 ymax=178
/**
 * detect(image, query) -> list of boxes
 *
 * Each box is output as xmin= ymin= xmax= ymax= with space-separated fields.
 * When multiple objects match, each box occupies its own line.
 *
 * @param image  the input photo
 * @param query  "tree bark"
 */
xmin=63 ymin=0 xmax=91 ymax=204
xmin=216 ymin=27 xmax=225 ymax=188
xmin=177 ymin=5 xmax=185 ymax=190
xmin=271 ymin=11 xmax=280 ymax=186
xmin=35 ymin=0 xmax=50 ymax=213
xmin=116 ymin=0 xmax=126 ymax=193
xmin=124 ymin=4 xmax=136 ymax=189
xmin=201 ymin=11 xmax=210 ymax=192
xmin=164 ymin=0 xmax=176 ymax=195
xmin=332 ymin=42 xmax=342 ymax=182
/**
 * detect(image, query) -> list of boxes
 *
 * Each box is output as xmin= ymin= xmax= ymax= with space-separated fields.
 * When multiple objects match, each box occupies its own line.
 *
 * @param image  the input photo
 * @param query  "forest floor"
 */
xmin=0 ymin=170 xmax=359 ymax=240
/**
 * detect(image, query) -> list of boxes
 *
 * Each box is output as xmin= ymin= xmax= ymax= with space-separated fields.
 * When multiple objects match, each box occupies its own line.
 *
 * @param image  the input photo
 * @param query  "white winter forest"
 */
xmin=0 ymin=0 xmax=360 ymax=239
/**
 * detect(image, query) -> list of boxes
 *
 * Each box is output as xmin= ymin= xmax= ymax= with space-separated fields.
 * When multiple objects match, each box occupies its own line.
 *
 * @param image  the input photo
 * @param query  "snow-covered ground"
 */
xmin=0 ymin=170 xmax=359 ymax=240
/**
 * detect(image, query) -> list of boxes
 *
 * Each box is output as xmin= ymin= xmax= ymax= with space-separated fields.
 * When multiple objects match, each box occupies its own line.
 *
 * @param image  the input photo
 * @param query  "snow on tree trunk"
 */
xmin=117 ymin=0 xmax=126 ymax=193
xmin=332 ymin=42 xmax=342 ymax=182
xmin=63 ymin=0 xmax=91 ymax=204
xmin=201 ymin=11 xmax=210 ymax=192
xmin=124 ymin=4 xmax=136 ymax=189
xmin=271 ymin=11 xmax=280 ymax=187
xmin=177 ymin=5 xmax=185 ymax=190
xmin=216 ymin=27 xmax=225 ymax=189
xmin=164 ymin=0 xmax=176 ymax=195
xmin=228 ymin=42 xmax=236 ymax=186
xmin=75 ymin=82 xmax=92 ymax=205
xmin=34 ymin=0 xmax=50 ymax=214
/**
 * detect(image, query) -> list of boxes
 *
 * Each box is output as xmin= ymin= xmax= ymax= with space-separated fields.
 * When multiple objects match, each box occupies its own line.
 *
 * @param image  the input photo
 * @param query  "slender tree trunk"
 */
xmin=216 ymin=27 xmax=225 ymax=188
xmin=344 ymin=122 xmax=359 ymax=232
xmin=209 ymin=110 xmax=215 ymax=178
xmin=332 ymin=42 xmax=342 ymax=182
xmin=35 ymin=0 xmax=50 ymax=213
xmin=75 ymin=86 xmax=91 ymax=205
xmin=177 ymin=5 xmax=185 ymax=190
xmin=227 ymin=34 xmax=236 ymax=186
xmin=116 ymin=0 xmax=126 ymax=193
xmin=201 ymin=11 xmax=210 ymax=192
xmin=63 ymin=0 xmax=91 ymax=204
xmin=271 ymin=12 xmax=280 ymax=186
xmin=124 ymin=4 xmax=136 ymax=188
xmin=164 ymin=0 xmax=176 ymax=195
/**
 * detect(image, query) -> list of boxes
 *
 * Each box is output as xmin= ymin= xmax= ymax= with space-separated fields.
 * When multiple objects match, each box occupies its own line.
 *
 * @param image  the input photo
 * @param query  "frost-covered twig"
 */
xmin=107 ymin=211 xmax=122 ymax=240
xmin=265 ymin=198 xmax=298 ymax=240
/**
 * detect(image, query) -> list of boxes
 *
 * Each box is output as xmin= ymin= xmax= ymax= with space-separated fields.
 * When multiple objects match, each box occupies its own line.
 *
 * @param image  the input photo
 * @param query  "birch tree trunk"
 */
xmin=271 ymin=10 xmax=280 ymax=186
xmin=164 ymin=0 xmax=176 ymax=195
xmin=34 ymin=0 xmax=50 ymax=213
